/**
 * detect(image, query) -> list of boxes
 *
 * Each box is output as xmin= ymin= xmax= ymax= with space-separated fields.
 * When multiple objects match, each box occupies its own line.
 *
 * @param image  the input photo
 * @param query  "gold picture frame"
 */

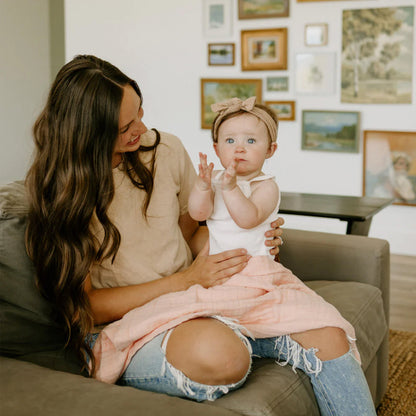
xmin=265 ymin=100 xmax=296 ymax=121
xmin=363 ymin=130 xmax=416 ymax=206
xmin=200 ymin=78 xmax=262 ymax=129
xmin=297 ymin=0 xmax=356 ymax=2
xmin=241 ymin=28 xmax=288 ymax=71
xmin=238 ymin=0 xmax=289 ymax=19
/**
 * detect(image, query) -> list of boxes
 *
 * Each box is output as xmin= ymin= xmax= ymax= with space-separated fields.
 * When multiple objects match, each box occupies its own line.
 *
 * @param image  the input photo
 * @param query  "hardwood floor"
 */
xmin=389 ymin=254 xmax=416 ymax=332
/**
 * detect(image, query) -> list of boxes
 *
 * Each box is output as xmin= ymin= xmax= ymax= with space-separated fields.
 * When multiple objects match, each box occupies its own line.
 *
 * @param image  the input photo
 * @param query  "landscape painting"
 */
xmin=200 ymin=78 xmax=262 ymax=129
xmin=267 ymin=76 xmax=289 ymax=91
xmin=266 ymin=100 xmax=295 ymax=121
xmin=341 ymin=6 xmax=414 ymax=103
xmin=302 ymin=110 xmax=360 ymax=153
xmin=238 ymin=0 xmax=289 ymax=19
xmin=208 ymin=43 xmax=235 ymax=65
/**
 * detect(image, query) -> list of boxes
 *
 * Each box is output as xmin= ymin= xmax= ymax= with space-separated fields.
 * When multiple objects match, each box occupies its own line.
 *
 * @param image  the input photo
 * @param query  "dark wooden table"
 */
xmin=279 ymin=192 xmax=394 ymax=236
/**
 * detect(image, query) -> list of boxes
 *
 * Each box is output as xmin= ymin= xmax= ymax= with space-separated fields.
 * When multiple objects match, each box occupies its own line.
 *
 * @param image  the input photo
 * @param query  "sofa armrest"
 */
xmin=0 ymin=356 xmax=239 ymax=416
xmin=280 ymin=229 xmax=390 ymax=323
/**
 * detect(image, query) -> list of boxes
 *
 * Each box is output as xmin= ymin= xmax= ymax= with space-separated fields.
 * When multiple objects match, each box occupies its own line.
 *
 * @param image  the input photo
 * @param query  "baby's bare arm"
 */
xmin=188 ymin=153 xmax=214 ymax=221
xmin=222 ymin=179 xmax=279 ymax=229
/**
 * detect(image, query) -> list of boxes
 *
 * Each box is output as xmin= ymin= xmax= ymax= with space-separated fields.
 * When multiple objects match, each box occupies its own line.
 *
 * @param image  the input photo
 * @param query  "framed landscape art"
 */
xmin=208 ymin=43 xmax=235 ymax=66
xmin=363 ymin=130 xmax=416 ymax=206
xmin=266 ymin=76 xmax=289 ymax=92
xmin=302 ymin=110 xmax=360 ymax=153
xmin=241 ymin=28 xmax=288 ymax=71
xmin=200 ymin=78 xmax=262 ymax=129
xmin=238 ymin=0 xmax=289 ymax=19
xmin=297 ymin=0 xmax=357 ymax=2
xmin=341 ymin=6 xmax=414 ymax=104
xmin=266 ymin=100 xmax=296 ymax=121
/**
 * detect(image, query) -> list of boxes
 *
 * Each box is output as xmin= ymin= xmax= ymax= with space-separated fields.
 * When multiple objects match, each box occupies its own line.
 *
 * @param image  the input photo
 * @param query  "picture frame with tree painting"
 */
xmin=341 ymin=6 xmax=414 ymax=103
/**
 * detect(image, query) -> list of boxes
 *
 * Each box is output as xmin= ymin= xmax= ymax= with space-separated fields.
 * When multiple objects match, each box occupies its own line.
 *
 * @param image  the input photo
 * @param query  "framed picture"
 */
xmin=208 ymin=43 xmax=235 ymax=66
xmin=363 ymin=130 xmax=416 ymax=206
xmin=203 ymin=0 xmax=232 ymax=37
xmin=341 ymin=6 xmax=414 ymax=104
xmin=295 ymin=52 xmax=336 ymax=94
xmin=297 ymin=0 xmax=357 ymax=2
xmin=266 ymin=76 xmax=289 ymax=92
xmin=266 ymin=100 xmax=296 ymax=121
xmin=238 ymin=0 xmax=289 ymax=19
xmin=305 ymin=23 xmax=328 ymax=46
xmin=241 ymin=28 xmax=288 ymax=71
xmin=301 ymin=110 xmax=360 ymax=153
xmin=200 ymin=78 xmax=262 ymax=129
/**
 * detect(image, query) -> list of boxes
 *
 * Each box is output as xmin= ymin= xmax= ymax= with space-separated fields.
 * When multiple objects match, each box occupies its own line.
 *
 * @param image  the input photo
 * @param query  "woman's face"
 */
xmin=112 ymin=85 xmax=147 ymax=168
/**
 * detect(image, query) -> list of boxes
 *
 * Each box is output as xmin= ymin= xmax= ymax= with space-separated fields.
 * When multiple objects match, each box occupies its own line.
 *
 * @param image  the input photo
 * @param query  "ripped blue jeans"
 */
xmin=89 ymin=321 xmax=376 ymax=416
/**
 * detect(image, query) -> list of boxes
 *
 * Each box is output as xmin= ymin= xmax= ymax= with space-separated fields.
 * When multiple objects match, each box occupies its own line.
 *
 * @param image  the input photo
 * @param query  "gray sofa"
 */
xmin=0 ymin=181 xmax=389 ymax=416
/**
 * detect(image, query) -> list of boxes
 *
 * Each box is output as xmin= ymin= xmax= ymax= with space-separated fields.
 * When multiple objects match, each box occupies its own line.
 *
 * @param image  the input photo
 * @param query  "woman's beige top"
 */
xmin=90 ymin=130 xmax=196 ymax=289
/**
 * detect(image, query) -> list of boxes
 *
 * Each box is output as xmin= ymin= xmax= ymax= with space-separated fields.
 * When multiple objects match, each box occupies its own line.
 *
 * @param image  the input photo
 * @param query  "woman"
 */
xmin=26 ymin=55 xmax=375 ymax=415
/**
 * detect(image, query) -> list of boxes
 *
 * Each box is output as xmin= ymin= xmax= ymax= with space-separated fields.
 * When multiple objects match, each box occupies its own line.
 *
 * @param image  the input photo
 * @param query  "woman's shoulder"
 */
xmin=142 ymin=130 xmax=184 ymax=149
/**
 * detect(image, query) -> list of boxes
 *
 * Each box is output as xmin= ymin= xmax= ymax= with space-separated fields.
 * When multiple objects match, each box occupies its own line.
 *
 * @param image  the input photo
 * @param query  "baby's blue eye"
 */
xmin=226 ymin=138 xmax=234 ymax=144
xmin=248 ymin=138 xmax=256 ymax=144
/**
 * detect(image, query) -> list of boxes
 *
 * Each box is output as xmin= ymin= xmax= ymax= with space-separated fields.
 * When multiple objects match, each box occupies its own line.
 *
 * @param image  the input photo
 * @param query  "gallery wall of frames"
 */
xmin=201 ymin=0 xmax=416 ymax=208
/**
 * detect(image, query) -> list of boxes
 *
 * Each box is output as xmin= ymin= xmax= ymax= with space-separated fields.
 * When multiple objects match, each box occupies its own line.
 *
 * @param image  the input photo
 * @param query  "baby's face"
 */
xmin=214 ymin=113 xmax=276 ymax=179
xmin=394 ymin=157 xmax=409 ymax=172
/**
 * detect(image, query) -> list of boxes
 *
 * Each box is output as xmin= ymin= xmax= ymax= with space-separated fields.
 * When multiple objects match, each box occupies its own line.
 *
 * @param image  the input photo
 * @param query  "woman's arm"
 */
xmin=85 ymin=212 xmax=249 ymax=325
xmin=85 ymin=211 xmax=284 ymax=325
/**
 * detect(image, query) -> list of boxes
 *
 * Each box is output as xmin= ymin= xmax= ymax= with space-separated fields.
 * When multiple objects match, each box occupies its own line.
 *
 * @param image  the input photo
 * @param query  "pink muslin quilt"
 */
xmin=92 ymin=256 xmax=358 ymax=383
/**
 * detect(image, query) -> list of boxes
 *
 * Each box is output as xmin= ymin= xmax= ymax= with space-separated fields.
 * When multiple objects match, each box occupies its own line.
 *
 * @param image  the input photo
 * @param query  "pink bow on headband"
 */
xmin=211 ymin=96 xmax=257 ymax=115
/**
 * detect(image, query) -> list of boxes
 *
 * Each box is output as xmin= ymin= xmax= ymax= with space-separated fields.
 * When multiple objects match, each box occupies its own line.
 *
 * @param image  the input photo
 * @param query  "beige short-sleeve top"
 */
xmin=90 ymin=130 xmax=196 ymax=289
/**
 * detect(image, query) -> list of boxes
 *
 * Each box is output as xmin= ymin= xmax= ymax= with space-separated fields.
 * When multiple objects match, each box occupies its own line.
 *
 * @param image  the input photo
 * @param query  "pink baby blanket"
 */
xmin=92 ymin=256 xmax=358 ymax=383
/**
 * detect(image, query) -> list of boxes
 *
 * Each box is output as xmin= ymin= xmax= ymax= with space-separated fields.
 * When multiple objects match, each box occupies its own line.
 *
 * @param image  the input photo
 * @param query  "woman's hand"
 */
xmin=265 ymin=217 xmax=285 ymax=256
xmin=181 ymin=241 xmax=250 ymax=288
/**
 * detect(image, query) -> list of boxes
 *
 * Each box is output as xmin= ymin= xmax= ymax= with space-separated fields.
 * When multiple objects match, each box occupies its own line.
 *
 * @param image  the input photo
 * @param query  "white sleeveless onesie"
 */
xmin=206 ymin=172 xmax=280 ymax=258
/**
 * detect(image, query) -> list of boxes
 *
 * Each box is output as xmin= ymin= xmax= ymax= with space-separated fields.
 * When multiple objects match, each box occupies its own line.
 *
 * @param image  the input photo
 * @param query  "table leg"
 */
xmin=346 ymin=218 xmax=372 ymax=236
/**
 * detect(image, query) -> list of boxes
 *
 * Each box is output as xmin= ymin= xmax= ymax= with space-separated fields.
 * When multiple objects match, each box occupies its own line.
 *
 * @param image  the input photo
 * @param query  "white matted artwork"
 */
xmin=305 ymin=23 xmax=328 ymax=46
xmin=295 ymin=52 xmax=336 ymax=94
xmin=203 ymin=0 xmax=233 ymax=37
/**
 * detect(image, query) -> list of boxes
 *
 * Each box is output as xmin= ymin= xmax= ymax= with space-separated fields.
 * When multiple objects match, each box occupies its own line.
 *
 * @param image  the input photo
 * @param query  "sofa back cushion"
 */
xmin=0 ymin=181 xmax=82 ymax=373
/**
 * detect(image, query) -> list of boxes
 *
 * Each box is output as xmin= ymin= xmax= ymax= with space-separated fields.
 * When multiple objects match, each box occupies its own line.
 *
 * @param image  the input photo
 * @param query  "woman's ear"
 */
xmin=266 ymin=142 xmax=278 ymax=159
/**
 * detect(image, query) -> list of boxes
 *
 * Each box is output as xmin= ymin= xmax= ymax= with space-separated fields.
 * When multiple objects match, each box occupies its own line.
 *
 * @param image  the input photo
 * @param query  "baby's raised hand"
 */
xmin=197 ymin=152 xmax=214 ymax=191
xmin=222 ymin=159 xmax=238 ymax=191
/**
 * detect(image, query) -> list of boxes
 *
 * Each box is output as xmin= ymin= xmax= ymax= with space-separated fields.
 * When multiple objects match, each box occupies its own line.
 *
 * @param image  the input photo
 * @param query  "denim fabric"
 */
xmin=250 ymin=336 xmax=377 ymax=416
xmin=88 ymin=319 xmax=252 ymax=402
xmin=88 ymin=329 xmax=376 ymax=413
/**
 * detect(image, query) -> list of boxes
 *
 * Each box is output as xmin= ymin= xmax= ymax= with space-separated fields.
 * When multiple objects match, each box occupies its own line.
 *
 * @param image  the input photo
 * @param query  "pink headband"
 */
xmin=211 ymin=97 xmax=277 ymax=143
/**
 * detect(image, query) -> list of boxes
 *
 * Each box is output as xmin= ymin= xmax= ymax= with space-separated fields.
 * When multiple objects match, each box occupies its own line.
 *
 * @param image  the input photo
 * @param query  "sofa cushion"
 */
xmin=208 ymin=280 xmax=387 ymax=416
xmin=0 ymin=181 xmax=81 ymax=373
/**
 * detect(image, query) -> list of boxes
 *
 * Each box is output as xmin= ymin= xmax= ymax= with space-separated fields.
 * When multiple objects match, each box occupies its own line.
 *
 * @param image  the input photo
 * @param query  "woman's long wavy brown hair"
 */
xmin=25 ymin=55 xmax=159 ymax=374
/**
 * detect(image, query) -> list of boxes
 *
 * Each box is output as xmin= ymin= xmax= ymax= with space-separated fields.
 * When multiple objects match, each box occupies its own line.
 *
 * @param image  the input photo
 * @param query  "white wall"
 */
xmin=52 ymin=0 xmax=416 ymax=255
xmin=0 ymin=0 xmax=51 ymax=185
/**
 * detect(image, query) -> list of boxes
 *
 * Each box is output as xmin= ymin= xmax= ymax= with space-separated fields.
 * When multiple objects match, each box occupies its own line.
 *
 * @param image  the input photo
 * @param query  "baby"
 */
xmin=188 ymin=96 xmax=280 ymax=257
